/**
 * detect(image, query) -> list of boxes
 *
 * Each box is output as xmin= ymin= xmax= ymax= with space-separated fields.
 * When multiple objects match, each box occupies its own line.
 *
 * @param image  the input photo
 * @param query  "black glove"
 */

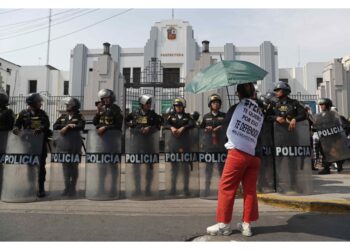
xmin=34 ymin=129 xmax=42 ymax=135
xmin=12 ymin=128 xmax=20 ymax=135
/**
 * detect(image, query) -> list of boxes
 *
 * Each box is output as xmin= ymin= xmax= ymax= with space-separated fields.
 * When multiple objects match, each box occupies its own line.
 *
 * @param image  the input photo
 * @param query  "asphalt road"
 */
xmin=0 ymin=199 xmax=349 ymax=241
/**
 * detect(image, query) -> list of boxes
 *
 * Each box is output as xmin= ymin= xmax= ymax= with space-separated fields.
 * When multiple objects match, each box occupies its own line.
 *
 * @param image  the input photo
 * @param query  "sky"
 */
xmin=1 ymin=3 xmax=350 ymax=71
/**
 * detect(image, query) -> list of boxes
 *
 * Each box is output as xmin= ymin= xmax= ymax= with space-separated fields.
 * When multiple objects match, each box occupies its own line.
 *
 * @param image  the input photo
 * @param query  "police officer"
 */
xmin=125 ymin=94 xmax=163 ymax=196
xmin=0 ymin=91 xmax=15 ymax=131
xmin=269 ymin=81 xmax=306 ymax=130
xmin=166 ymin=97 xmax=195 ymax=196
xmin=53 ymin=97 xmax=85 ymax=196
xmin=317 ymin=99 xmax=346 ymax=174
xmin=93 ymin=89 xmax=123 ymax=195
xmin=13 ymin=93 xmax=50 ymax=198
xmin=200 ymin=94 xmax=226 ymax=195
xmin=93 ymin=89 xmax=123 ymax=135
xmin=0 ymin=91 xmax=14 ymax=193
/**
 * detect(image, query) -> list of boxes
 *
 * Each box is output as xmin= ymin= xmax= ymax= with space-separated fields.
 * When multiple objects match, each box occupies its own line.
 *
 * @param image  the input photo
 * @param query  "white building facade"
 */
xmin=70 ymin=19 xmax=279 ymax=113
xmin=317 ymin=56 xmax=350 ymax=117
xmin=0 ymin=57 xmax=69 ymax=97
xmin=0 ymin=57 xmax=20 ymax=96
xmin=279 ymin=62 xmax=325 ymax=95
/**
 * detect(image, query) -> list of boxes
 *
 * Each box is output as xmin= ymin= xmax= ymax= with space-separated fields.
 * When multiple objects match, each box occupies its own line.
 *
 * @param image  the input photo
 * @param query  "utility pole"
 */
xmin=46 ymin=8 xmax=52 ymax=65
xmin=46 ymin=9 xmax=52 ymax=95
xmin=172 ymin=9 xmax=174 ymax=20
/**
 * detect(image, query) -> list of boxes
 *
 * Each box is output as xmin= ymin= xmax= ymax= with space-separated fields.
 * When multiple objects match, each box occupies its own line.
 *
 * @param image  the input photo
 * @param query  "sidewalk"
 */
xmin=257 ymin=167 xmax=350 ymax=213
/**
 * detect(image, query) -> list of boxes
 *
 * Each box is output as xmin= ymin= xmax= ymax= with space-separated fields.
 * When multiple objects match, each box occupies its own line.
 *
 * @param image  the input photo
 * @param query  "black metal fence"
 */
xmin=9 ymin=95 xmax=84 ymax=125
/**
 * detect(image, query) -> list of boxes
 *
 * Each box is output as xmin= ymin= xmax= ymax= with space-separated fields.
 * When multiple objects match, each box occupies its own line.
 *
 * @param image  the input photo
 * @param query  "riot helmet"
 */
xmin=165 ymin=107 xmax=174 ymax=115
xmin=273 ymin=81 xmax=291 ymax=95
xmin=64 ymin=97 xmax=81 ymax=111
xmin=191 ymin=111 xmax=200 ymax=121
xmin=172 ymin=97 xmax=186 ymax=108
xmin=265 ymin=91 xmax=278 ymax=104
xmin=208 ymin=94 xmax=222 ymax=107
xmin=0 ymin=92 xmax=9 ymax=107
xmin=318 ymin=98 xmax=333 ymax=108
xmin=236 ymin=82 xmax=255 ymax=98
xmin=26 ymin=93 xmax=43 ymax=107
xmin=139 ymin=94 xmax=152 ymax=105
xmin=98 ymin=88 xmax=116 ymax=102
xmin=331 ymin=106 xmax=338 ymax=112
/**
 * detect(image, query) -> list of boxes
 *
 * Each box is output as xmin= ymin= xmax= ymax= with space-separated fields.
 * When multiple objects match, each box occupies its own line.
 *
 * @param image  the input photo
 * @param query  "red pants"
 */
xmin=216 ymin=149 xmax=261 ymax=224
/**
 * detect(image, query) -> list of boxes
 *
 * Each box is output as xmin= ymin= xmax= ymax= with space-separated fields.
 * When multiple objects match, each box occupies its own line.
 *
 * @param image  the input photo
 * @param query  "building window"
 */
xmin=163 ymin=68 xmax=180 ymax=85
xmin=316 ymin=77 xmax=323 ymax=88
xmin=133 ymin=68 xmax=141 ymax=83
xmin=6 ymin=68 xmax=11 ymax=74
xmin=89 ymin=68 xmax=93 ymax=72
xmin=123 ymin=68 xmax=131 ymax=84
xmin=279 ymin=78 xmax=288 ymax=84
xmin=28 ymin=80 xmax=37 ymax=93
xmin=63 ymin=81 xmax=69 ymax=95
xmin=6 ymin=84 xmax=10 ymax=96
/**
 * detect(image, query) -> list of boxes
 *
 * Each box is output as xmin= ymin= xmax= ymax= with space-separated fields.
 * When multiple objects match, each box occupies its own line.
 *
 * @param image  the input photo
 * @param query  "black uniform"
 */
xmin=92 ymin=104 xmax=123 ymax=195
xmin=166 ymin=112 xmax=195 ymax=195
xmin=14 ymin=109 xmax=50 ymax=193
xmin=53 ymin=112 xmax=85 ymax=196
xmin=93 ymin=104 xmax=123 ymax=131
xmin=125 ymin=108 xmax=163 ymax=195
xmin=0 ymin=107 xmax=14 ymax=192
xmin=0 ymin=107 xmax=15 ymax=131
xmin=269 ymin=97 xmax=306 ymax=122
xmin=200 ymin=111 xmax=226 ymax=195
xmin=268 ymin=97 xmax=306 ymax=190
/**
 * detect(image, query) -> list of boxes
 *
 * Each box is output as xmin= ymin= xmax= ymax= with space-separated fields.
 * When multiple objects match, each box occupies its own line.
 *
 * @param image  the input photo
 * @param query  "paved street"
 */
xmin=0 ymin=198 xmax=349 ymax=241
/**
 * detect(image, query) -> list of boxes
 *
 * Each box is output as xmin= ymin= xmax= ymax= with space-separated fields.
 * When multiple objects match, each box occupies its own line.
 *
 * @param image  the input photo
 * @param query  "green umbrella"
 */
xmin=185 ymin=60 xmax=268 ymax=94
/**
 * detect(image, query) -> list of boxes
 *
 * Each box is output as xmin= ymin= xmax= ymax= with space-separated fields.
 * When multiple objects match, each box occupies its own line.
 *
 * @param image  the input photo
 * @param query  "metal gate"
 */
xmin=123 ymin=58 xmax=185 ymax=117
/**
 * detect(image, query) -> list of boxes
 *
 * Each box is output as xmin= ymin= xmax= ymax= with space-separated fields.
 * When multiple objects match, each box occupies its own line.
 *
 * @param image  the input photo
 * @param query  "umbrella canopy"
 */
xmin=185 ymin=60 xmax=268 ymax=94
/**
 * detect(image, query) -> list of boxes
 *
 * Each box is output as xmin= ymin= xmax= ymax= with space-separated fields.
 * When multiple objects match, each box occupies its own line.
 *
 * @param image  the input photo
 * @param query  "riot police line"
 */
xmin=1 ymin=83 xmax=350 ymax=202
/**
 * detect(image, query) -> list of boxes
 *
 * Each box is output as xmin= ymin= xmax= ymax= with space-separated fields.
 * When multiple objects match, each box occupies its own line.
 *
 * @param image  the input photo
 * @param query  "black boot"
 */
xmin=318 ymin=167 xmax=330 ymax=175
xmin=37 ymin=182 xmax=46 ymax=198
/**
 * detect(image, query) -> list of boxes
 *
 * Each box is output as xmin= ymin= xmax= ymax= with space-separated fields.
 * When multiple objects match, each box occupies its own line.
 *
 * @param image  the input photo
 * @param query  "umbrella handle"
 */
xmin=226 ymin=86 xmax=232 ymax=107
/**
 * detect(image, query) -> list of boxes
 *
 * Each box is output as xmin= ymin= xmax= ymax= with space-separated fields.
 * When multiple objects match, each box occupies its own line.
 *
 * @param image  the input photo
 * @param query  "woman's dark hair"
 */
xmin=237 ymin=82 xmax=255 ymax=98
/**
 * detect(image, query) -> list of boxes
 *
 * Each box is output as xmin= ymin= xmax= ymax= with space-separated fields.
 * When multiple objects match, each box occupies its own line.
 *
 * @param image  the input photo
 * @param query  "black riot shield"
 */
xmin=85 ymin=130 xmax=122 ymax=200
xmin=0 ymin=131 xmax=9 ymax=198
xmin=257 ymin=122 xmax=276 ymax=193
xmin=125 ymin=128 xmax=160 ymax=200
xmin=164 ymin=128 xmax=199 ymax=198
xmin=1 ymin=130 xmax=44 ymax=202
xmin=198 ymin=128 xmax=226 ymax=199
xmin=274 ymin=120 xmax=313 ymax=195
xmin=313 ymin=111 xmax=350 ymax=163
xmin=48 ymin=130 xmax=83 ymax=198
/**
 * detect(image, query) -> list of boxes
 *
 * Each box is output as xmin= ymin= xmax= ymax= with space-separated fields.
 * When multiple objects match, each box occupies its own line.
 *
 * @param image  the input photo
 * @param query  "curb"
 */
xmin=257 ymin=194 xmax=350 ymax=214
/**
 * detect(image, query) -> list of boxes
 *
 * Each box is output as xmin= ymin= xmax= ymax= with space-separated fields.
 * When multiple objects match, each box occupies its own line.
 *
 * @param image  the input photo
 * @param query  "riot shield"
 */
xmin=0 ymin=131 xmax=9 ymax=198
xmin=313 ymin=111 xmax=350 ymax=162
xmin=48 ymin=130 xmax=83 ymax=198
xmin=257 ymin=122 xmax=275 ymax=193
xmin=198 ymin=128 xmax=226 ymax=199
xmin=85 ymin=130 xmax=122 ymax=200
xmin=1 ymin=130 xmax=44 ymax=202
xmin=274 ymin=120 xmax=313 ymax=195
xmin=164 ymin=128 xmax=199 ymax=198
xmin=125 ymin=128 xmax=159 ymax=200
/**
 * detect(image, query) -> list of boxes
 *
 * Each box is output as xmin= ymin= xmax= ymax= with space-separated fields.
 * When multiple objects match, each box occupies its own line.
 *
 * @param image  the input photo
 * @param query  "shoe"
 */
xmin=61 ymin=189 xmax=70 ymax=196
xmin=318 ymin=168 xmax=330 ymax=175
xmin=237 ymin=222 xmax=252 ymax=237
xmin=69 ymin=189 xmax=77 ymax=197
xmin=206 ymin=223 xmax=232 ymax=236
xmin=37 ymin=190 xmax=46 ymax=198
xmin=337 ymin=165 xmax=343 ymax=173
